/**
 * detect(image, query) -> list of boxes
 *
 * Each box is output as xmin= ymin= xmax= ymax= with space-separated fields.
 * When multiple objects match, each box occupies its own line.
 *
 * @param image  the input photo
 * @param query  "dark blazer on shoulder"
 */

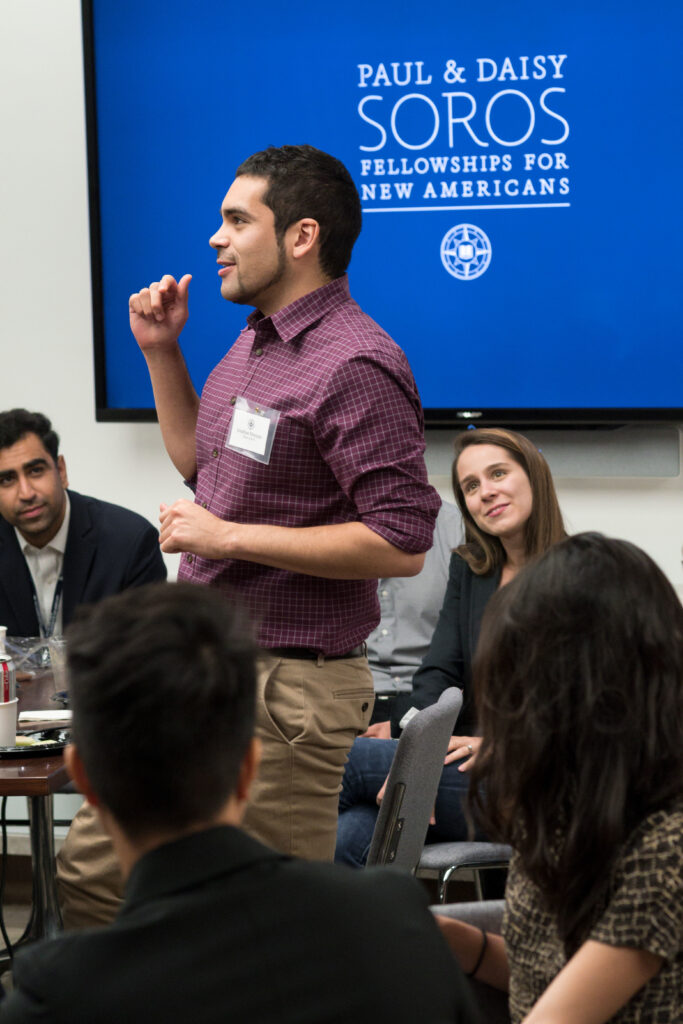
xmin=0 ymin=490 xmax=166 ymax=636
xmin=392 ymin=552 xmax=500 ymax=735
xmin=1 ymin=826 xmax=477 ymax=1024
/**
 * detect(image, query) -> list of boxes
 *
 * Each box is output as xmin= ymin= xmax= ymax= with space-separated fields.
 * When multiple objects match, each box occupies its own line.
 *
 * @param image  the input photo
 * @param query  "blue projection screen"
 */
xmin=83 ymin=0 xmax=683 ymax=423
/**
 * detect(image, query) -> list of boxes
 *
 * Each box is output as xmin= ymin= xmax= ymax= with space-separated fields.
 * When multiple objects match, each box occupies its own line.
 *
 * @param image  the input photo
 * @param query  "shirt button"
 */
xmin=229 ymin=397 xmax=236 ymax=406
xmin=381 ymin=628 xmax=389 ymax=636
xmin=381 ymin=589 xmax=389 ymax=597
xmin=254 ymin=348 xmax=263 ymax=356
xmin=201 ymin=502 xmax=208 ymax=509
xmin=186 ymin=554 xmax=194 ymax=564
xmin=361 ymin=702 xmax=369 ymax=713
xmin=211 ymin=449 xmax=219 ymax=458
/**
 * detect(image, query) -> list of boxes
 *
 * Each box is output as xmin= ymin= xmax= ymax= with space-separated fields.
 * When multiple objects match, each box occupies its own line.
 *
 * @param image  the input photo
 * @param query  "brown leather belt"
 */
xmin=265 ymin=643 xmax=367 ymax=661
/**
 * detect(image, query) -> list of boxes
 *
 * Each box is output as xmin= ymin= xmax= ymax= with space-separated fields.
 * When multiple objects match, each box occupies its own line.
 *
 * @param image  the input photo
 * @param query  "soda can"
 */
xmin=0 ymin=656 xmax=16 ymax=703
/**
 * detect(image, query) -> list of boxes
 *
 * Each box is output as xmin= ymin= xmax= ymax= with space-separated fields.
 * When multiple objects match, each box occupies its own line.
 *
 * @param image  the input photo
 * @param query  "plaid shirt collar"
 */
xmin=246 ymin=275 xmax=350 ymax=344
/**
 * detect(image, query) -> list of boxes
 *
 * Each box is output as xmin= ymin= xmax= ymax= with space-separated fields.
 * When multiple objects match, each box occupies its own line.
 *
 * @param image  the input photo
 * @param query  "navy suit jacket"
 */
xmin=0 ymin=490 xmax=166 ymax=636
xmin=1 ymin=826 xmax=477 ymax=1024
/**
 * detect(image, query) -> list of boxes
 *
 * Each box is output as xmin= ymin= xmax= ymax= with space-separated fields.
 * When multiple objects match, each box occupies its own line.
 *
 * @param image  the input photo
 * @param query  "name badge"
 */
xmin=226 ymin=397 xmax=280 ymax=464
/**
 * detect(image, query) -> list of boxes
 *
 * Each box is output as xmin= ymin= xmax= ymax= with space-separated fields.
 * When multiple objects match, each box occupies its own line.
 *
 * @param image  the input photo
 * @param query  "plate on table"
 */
xmin=0 ymin=730 xmax=70 ymax=759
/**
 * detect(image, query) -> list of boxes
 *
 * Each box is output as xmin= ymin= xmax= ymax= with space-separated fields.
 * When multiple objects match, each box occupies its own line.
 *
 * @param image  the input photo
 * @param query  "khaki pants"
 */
xmin=56 ymin=654 xmax=373 ymax=928
xmin=242 ymin=655 xmax=374 ymax=861
xmin=56 ymin=801 xmax=123 ymax=929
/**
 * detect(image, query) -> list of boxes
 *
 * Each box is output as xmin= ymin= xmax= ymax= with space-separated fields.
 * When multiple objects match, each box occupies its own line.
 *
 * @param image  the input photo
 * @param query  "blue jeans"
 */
xmin=335 ymin=737 xmax=474 ymax=867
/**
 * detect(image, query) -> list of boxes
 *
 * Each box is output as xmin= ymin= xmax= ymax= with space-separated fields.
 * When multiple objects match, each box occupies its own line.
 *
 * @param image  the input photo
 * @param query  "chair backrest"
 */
xmin=366 ymin=687 xmax=463 ymax=871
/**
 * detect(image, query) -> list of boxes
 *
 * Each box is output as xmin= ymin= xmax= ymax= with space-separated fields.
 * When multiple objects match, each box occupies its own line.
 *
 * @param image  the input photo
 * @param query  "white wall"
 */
xmin=2 ymin=0 xmax=682 ymax=604
xmin=1 ymin=0 xmax=185 ymax=582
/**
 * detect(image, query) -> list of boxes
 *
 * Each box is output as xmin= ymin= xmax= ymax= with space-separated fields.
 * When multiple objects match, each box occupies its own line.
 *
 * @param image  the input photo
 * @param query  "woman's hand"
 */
xmin=444 ymin=735 xmax=482 ymax=770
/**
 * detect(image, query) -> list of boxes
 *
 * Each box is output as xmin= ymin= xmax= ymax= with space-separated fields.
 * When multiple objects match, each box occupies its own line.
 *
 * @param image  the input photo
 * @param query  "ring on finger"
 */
xmin=467 ymin=744 xmax=473 ymax=753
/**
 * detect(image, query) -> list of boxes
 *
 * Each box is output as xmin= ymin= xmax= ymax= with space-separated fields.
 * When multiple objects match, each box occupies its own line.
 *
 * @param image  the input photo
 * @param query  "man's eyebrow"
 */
xmin=221 ymin=204 xmax=253 ymax=220
xmin=0 ymin=457 xmax=50 ymax=481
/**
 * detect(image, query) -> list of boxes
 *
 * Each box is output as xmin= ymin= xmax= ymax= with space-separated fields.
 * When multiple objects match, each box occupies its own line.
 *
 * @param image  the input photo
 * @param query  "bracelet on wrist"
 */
xmin=466 ymin=928 xmax=488 ymax=978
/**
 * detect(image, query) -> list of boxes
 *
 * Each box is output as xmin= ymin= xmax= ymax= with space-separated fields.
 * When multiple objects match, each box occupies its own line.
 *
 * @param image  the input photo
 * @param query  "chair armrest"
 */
xmin=432 ymin=899 xmax=505 ymax=935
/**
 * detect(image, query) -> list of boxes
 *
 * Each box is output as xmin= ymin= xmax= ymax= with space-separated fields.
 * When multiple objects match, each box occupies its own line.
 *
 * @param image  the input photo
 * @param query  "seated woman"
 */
xmin=438 ymin=532 xmax=683 ymax=1023
xmin=336 ymin=427 xmax=566 ymax=866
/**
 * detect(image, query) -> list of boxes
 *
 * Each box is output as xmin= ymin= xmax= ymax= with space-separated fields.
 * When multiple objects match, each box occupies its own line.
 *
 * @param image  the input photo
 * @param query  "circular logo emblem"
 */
xmin=247 ymin=418 xmax=255 ymax=431
xmin=440 ymin=223 xmax=492 ymax=280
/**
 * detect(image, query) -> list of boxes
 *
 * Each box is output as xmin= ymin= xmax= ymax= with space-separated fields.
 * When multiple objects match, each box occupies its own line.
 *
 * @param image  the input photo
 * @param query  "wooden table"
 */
xmin=0 ymin=670 xmax=71 ymax=954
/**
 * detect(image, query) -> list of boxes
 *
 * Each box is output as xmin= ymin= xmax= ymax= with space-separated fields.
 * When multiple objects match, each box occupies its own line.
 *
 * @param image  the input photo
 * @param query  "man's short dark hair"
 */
xmin=0 ymin=409 xmax=59 ymax=462
xmin=236 ymin=144 xmax=362 ymax=280
xmin=66 ymin=583 xmax=258 ymax=840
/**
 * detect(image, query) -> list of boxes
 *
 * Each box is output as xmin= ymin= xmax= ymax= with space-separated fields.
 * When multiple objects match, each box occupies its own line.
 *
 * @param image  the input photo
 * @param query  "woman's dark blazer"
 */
xmin=391 ymin=552 xmax=500 ymax=735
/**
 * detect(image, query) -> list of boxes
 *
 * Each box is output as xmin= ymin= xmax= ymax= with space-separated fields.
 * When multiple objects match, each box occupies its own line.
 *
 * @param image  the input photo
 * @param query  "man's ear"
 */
xmin=57 ymin=455 xmax=69 ymax=490
xmin=64 ymin=744 xmax=100 ymax=807
xmin=234 ymin=737 xmax=262 ymax=804
xmin=288 ymin=218 xmax=320 ymax=261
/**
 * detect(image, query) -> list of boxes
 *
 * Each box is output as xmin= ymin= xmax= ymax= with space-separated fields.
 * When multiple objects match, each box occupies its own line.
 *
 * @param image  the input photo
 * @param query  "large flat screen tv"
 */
xmin=83 ymin=0 xmax=682 ymax=425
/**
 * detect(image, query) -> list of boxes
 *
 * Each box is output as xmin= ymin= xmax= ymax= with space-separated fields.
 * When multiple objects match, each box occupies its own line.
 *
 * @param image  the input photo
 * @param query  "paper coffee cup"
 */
xmin=0 ymin=698 xmax=18 ymax=747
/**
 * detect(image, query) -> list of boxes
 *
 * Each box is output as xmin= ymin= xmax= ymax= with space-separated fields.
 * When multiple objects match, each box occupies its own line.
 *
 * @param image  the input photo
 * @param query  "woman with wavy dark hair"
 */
xmin=336 ymin=428 xmax=566 ymax=866
xmin=438 ymin=532 xmax=683 ymax=1022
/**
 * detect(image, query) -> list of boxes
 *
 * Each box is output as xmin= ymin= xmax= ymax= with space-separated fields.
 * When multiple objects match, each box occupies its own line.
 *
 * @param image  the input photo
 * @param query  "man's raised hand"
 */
xmin=129 ymin=274 xmax=192 ymax=352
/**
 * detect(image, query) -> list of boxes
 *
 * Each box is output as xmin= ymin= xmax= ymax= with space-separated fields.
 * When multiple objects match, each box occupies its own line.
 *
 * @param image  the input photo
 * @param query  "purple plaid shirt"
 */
xmin=178 ymin=275 xmax=439 ymax=654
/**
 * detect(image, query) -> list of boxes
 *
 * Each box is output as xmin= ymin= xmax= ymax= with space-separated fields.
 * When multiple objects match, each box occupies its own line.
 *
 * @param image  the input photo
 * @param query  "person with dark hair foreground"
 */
xmin=0 ymin=584 xmax=476 ymax=1024
xmin=438 ymin=533 xmax=683 ymax=1022
xmin=129 ymin=143 xmax=439 ymax=863
xmin=336 ymin=428 xmax=566 ymax=866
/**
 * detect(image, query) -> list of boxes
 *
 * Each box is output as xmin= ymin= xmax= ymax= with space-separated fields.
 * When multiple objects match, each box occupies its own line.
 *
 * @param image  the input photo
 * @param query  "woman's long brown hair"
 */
xmin=469 ymin=533 xmax=683 ymax=954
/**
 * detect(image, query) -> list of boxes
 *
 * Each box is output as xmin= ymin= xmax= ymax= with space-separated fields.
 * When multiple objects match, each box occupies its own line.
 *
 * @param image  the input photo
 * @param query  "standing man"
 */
xmin=130 ymin=145 xmax=439 ymax=861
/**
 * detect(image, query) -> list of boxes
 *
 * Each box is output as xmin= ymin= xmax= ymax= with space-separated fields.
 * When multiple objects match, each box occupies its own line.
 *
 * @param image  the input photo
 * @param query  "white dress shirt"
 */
xmin=15 ymin=494 xmax=71 ymax=636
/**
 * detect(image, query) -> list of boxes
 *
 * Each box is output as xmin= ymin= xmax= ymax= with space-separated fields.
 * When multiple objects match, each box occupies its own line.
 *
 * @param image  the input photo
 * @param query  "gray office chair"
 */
xmin=366 ymin=687 xmax=463 ymax=871
xmin=417 ymin=839 xmax=512 ymax=902
xmin=432 ymin=900 xmax=510 ymax=1023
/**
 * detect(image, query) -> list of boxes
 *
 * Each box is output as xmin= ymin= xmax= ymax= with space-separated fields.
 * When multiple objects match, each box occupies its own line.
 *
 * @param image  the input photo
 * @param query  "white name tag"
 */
xmin=226 ymin=397 xmax=280 ymax=464
xmin=228 ymin=408 xmax=270 ymax=456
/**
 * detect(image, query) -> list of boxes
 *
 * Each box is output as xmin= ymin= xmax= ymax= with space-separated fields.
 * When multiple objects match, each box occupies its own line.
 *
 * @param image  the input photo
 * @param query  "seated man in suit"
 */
xmin=0 ymin=408 xmax=166 ymax=638
xmin=0 ymin=583 xmax=476 ymax=1024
